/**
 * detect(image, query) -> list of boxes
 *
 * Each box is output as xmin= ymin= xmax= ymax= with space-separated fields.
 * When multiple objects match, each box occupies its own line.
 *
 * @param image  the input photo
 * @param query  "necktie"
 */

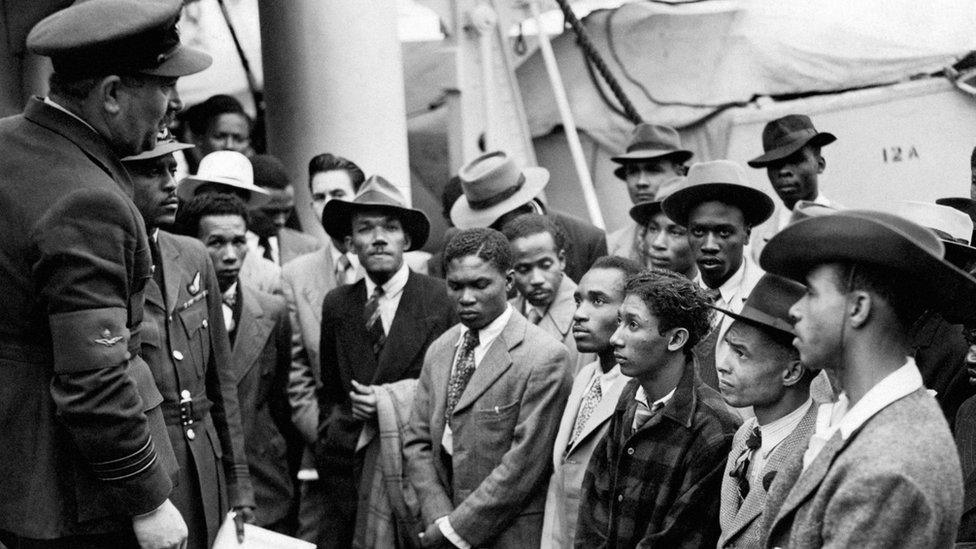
xmin=526 ymin=307 xmax=543 ymax=325
xmin=222 ymin=288 xmax=237 ymax=335
xmin=569 ymin=379 xmax=602 ymax=447
xmin=445 ymin=330 xmax=480 ymax=424
xmin=334 ymin=253 xmax=352 ymax=285
xmin=632 ymin=399 xmax=665 ymax=433
xmin=730 ymin=426 xmax=762 ymax=500
xmin=258 ymin=234 xmax=275 ymax=262
xmin=364 ymin=286 xmax=386 ymax=355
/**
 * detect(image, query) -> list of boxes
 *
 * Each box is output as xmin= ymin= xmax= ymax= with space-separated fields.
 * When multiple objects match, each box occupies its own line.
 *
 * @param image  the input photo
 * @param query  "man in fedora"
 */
xmin=760 ymin=210 xmax=974 ymax=548
xmin=627 ymin=177 xmax=698 ymax=280
xmin=315 ymin=175 xmax=456 ymax=548
xmin=607 ymin=123 xmax=693 ymax=265
xmin=712 ymin=274 xmax=829 ymax=548
xmin=662 ymin=160 xmax=775 ymax=390
xmin=451 ymin=151 xmax=607 ymax=283
xmin=0 ymin=0 xmax=210 ymax=546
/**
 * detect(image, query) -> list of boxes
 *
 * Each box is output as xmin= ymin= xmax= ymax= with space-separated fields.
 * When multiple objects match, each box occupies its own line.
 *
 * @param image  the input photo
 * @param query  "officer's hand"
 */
xmin=349 ymin=380 xmax=378 ymax=420
xmin=232 ymin=506 xmax=256 ymax=543
xmin=132 ymin=499 xmax=188 ymax=549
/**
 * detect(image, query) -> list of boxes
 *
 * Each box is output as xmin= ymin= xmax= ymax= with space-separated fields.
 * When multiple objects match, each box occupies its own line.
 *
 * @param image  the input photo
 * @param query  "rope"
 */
xmin=552 ymin=0 xmax=643 ymax=125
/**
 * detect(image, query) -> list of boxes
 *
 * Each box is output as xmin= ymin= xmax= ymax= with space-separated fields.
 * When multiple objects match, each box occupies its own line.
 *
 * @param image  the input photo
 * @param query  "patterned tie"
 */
xmin=363 ymin=286 xmax=386 ymax=355
xmin=730 ymin=426 xmax=762 ymax=500
xmin=705 ymin=287 xmax=723 ymax=328
xmin=569 ymin=379 xmax=602 ymax=447
xmin=445 ymin=330 xmax=480 ymax=425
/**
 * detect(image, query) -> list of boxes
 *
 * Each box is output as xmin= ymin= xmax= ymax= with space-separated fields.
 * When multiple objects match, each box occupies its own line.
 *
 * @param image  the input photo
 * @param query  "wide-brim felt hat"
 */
xmin=121 ymin=139 xmax=193 ymax=162
xmin=178 ymin=151 xmax=270 ymax=208
xmin=712 ymin=273 xmax=805 ymax=338
xmin=322 ymin=175 xmax=430 ymax=251
xmin=662 ymin=160 xmax=774 ymax=227
xmin=27 ymin=0 xmax=212 ymax=78
xmin=451 ymin=151 xmax=550 ymax=229
xmin=760 ymin=209 xmax=976 ymax=324
xmin=611 ymin=123 xmax=694 ymax=180
xmin=747 ymin=114 xmax=836 ymax=168
xmin=629 ymin=176 xmax=684 ymax=226
xmin=891 ymin=200 xmax=976 ymax=271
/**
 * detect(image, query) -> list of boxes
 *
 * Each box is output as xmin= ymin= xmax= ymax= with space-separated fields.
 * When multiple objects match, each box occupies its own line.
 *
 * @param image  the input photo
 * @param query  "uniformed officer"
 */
xmin=123 ymin=140 xmax=256 ymax=549
xmin=0 ymin=1 xmax=210 ymax=548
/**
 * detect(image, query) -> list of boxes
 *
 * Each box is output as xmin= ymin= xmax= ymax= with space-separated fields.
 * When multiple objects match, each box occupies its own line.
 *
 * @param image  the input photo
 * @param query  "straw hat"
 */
xmin=178 ymin=151 xmax=270 ymax=208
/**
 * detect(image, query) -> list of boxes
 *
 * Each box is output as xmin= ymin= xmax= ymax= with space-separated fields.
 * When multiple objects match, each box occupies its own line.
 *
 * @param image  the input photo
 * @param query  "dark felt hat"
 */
xmin=760 ymin=209 xmax=976 ymax=324
xmin=322 ymin=175 xmax=430 ymax=251
xmin=712 ymin=273 xmax=805 ymax=338
xmin=661 ymin=160 xmax=775 ymax=227
xmin=27 ymin=0 xmax=211 ymax=78
xmin=747 ymin=115 xmax=836 ymax=168
xmin=612 ymin=124 xmax=694 ymax=180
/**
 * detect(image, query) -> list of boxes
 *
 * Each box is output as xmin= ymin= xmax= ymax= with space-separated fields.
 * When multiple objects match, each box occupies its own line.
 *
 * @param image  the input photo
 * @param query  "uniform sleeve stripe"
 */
xmin=92 ymin=438 xmax=158 ymax=481
xmin=90 ymin=438 xmax=151 ymax=466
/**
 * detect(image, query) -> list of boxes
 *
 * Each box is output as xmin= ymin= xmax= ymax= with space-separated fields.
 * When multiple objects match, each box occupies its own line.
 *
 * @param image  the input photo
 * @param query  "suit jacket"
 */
xmin=0 ymin=98 xmax=175 ymax=538
xmin=511 ymin=274 xmax=591 ymax=372
xmin=718 ymin=402 xmax=818 ymax=548
xmin=550 ymin=210 xmax=607 ymax=283
xmin=911 ymin=310 xmax=973 ymax=432
xmin=541 ymin=361 xmax=630 ymax=548
xmin=241 ymin=252 xmax=283 ymax=295
xmin=956 ymin=395 xmax=976 ymax=542
xmin=232 ymin=284 xmax=302 ymax=527
xmin=278 ymin=227 xmax=322 ymax=266
xmin=766 ymin=389 xmax=962 ymax=549
xmin=404 ymin=311 xmax=573 ymax=548
xmin=316 ymin=271 xmax=456 ymax=477
xmin=142 ymin=231 xmax=254 ymax=548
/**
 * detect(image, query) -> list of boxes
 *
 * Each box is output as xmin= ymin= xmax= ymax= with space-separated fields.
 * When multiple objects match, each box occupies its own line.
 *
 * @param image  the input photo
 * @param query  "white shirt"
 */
xmin=246 ymin=231 xmax=281 ymax=265
xmin=222 ymin=281 xmax=238 ymax=333
xmin=438 ymin=304 xmax=514 ymax=549
xmin=803 ymin=358 xmax=924 ymax=470
xmin=749 ymin=398 xmax=812 ymax=484
xmin=696 ymin=255 xmax=763 ymax=373
xmin=363 ymin=263 xmax=410 ymax=334
xmin=632 ymin=385 xmax=676 ymax=431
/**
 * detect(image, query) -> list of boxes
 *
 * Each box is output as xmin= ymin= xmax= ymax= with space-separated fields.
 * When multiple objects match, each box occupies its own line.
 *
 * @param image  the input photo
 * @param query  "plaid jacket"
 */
xmin=575 ymin=358 xmax=740 ymax=548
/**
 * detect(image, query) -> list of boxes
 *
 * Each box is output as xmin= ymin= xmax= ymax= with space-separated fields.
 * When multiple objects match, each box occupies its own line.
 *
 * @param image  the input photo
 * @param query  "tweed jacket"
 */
xmin=142 ymin=232 xmax=254 ymax=548
xmin=231 ymin=283 xmax=302 ymax=528
xmin=765 ymin=389 xmax=962 ymax=549
xmin=0 ymin=98 xmax=175 ymax=537
xmin=575 ymin=360 xmax=740 ymax=548
xmin=316 ymin=270 xmax=456 ymax=478
xmin=403 ymin=310 xmax=573 ymax=548
xmin=541 ymin=360 xmax=630 ymax=548
xmin=550 ymin=210 xmax=608 ymax=283
xmin=511 ymin=274 xmax=591 ymax=372
xmin=717 ymin=401 xmax=818 ymax=549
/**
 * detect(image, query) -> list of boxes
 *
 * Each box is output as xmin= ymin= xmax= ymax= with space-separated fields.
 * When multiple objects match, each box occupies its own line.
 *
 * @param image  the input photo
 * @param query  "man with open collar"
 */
xmin=315 ymin=175 xmax=456 ymax=548
xmin=760 ymin=210 xmax=975 ymax=548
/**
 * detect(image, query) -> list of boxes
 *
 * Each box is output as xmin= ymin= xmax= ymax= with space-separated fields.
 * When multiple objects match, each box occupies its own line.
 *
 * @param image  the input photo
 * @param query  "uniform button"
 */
xmin=617 ymin=494 xmax=624 ymax=502
xmin=180 ymin=389 xmax=191 ymax=400
xmin=186 ymin=428 xmax=196 ymax=440
xmin=202 ymin=319 xmax=208 ymax=328
xmin=167 ymin=315 xmax=173 ymax=323
xmin=173 ymin=350 xmax=184 ymax=361
xmin=627 ymin=447 xmax=635 ymax=456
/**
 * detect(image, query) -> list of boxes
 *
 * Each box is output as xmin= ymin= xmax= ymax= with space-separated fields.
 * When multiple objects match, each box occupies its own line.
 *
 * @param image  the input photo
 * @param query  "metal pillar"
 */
xmin=258 ymin=0 xmax=411 ymax=238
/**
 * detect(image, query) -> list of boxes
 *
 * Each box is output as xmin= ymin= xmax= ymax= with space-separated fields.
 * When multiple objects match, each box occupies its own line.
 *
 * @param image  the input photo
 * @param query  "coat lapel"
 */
xmin=158 ymin=234 xmax=185 ymax=314
xmin=771 ymin=429 xmax=848 ymax=532
xmin=718 ymin=423 xmax=754 ymax=545
xmin=373 ymin=272 xmax=429 ymax=383
xmin=553 ymin=362 xmax=595 ymax=466
xmin=566 ymin=367 xmax=628 ymax=454
xmin=452 ymin=313 xmax=523 ymax=415
xmin=543 ymin=275 xmax=577 ymax=339
xmin=231 ymin=287 xmax=275 ymax=379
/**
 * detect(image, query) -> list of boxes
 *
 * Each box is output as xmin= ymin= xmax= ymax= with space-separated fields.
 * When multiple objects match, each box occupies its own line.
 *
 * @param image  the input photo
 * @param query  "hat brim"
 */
xmin=760 ymin=212 xmax=976 ymax=324
xmin=122 ymin=141 xmax=193 ymax=162
xmin=177 ymin=175 xmax=271 ymax=208
xmin=747 ymin=132 xmax=836 ymax=168
xmin=629 ymin=200 xmax=664 ymax=226
xmin=711 ymin=303 xmax=796 ymax=338
xmin=936 ymin=197 xmax=976 ymax=222
xmin=662 ymin=183 xmax=775 ymax=227
xmin=450 ymin=167 xmax=549 ymax=229
xmin=140 ymin=45 xmax=212 ymax=77
xmin=322 ymin=200 xmax=430 ymax=251
xmin=945 ymin=240 xmax=976 ymax=271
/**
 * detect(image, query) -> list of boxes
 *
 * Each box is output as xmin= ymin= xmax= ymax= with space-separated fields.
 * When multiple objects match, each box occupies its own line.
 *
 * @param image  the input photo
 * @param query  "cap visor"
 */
xmin=141 ymin=45 xmax=212 ymax=77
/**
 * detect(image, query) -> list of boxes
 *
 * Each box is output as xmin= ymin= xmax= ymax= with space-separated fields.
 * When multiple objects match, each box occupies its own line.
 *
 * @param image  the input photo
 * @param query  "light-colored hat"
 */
xmin=322 ymin=175 xmax=430 ymax=251
xmin=889 ymin=201 xmax=976 ymax=270
xmin=121 ymin=139 xmax=193 ymax=162
xmin=662 ymin=160 xmax=775 ymax=227
xmin=611 ymin=124 xmax=694 ymax=180
xmin=628 ymin=175 xmax=684 ymax=226
xmin=178 ymin=151 xmax=269 ymax=208
xmin=450 ymin=151 xmax=550 ymax=229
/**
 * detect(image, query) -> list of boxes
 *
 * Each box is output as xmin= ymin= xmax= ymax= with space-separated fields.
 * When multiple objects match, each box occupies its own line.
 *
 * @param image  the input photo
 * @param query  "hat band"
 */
xmin=467 ymin=174 xmax=525 ymax=211
xmin=626 ymin=141 xmax=677 ymax=154
xmin=930 ymin=227 xmax=969 ymax=245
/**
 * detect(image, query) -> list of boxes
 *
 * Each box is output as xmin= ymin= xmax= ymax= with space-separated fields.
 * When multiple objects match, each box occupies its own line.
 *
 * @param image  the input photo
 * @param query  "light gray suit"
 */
xmin=765 ymin=389 xmax=962 ymax=549
xmin=540 ymin=360 xmax=629 ymax=548
xmin=511 ymin=274 xmax=591 ymax=372
xmin=404 ymin=311 xmax=572 ymax=548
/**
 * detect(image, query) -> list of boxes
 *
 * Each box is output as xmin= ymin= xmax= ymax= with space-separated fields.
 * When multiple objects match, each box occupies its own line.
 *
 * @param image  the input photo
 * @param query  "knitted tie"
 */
xmin=569 ymin=379 xmax=602 ymax=447
xmin=364 ymin=286 xmax=386 ymax=355
xmin=444 ymin=330 xmax=480 ymax=425
xmin=730 ymin=426 xmax=762 ymax=500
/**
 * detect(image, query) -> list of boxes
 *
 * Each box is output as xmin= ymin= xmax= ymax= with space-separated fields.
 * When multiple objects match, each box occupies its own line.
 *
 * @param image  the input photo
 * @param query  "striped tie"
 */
xmin=364 ymin=286 xmax=385 ymax=354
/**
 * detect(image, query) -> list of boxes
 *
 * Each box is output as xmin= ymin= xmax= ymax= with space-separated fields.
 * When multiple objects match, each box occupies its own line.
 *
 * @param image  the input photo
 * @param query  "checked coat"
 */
xmin=575 ymin=358 xmax=740 ymax=548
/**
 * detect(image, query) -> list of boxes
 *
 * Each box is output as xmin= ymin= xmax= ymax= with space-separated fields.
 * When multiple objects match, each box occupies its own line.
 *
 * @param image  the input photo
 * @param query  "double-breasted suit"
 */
xmin=404 ymin=310 xmax=573 ymax=548
xmin=0 ymin=98 xmax=176 ymax=541
xmin=541 ymin=361 xmax=629 ymax=548
xmin=141 ymin=231 xmax=254 ymax=549
xmin=230 ymin=283 xmax=301 ymax=530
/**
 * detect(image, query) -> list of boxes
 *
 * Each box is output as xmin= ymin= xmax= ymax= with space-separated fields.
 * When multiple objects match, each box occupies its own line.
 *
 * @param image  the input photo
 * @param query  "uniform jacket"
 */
xmin=0 ymin=97 xmax=175 ymax=537
xmin=765 ymin=389 xmax=962 ymax=549
xmin=541 ymin=360 xmax=630 ymax=548
xmin=575 ymin=361 xmax=740 ymax=548
xmin=142 ymin=231 xmax=254 ymax=548
xmin=510 ymin=274 xmax=591 ymax=372
xmin=404 ymin=311 xmax=573 ymax=548
xmin=550 ymin=210 xmax=607 ymax=283
xmin=315 ymin=270 xmax=456 ymax=477
xmin=231 ymin=283 xmax=302 ymax=527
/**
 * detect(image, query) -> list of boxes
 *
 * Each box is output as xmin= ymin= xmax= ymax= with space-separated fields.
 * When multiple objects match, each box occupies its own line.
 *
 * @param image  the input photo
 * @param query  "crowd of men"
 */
xmin=2 ymin=1 xmax=976 ymax=549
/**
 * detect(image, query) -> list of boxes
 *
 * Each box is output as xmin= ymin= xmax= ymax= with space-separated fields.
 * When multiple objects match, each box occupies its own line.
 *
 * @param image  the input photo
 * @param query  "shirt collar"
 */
xmin=696 ymin=255 xmax=748 ymax=304
xmin=836 ymin=357 xmax=922 ymax=440
xmin=222 ymin=281 xmax=238 ymax=302
xmin=44 ymin=96 xmax=98 ymax=133
xmin=458 ymin=303 xmax=513 ymax=348
xmin=635 ymin=385 xmax=676 ymax=411
xmin=758 ymin=398 xmax=813 ymax=458
xmin=364 ymin=262 xmax=410 ymax=299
